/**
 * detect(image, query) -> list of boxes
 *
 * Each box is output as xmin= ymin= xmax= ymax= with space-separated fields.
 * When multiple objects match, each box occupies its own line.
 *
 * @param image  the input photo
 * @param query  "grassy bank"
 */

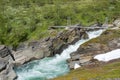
xmin=53 ymin=29 xmax=120 ymax=80
xmin=0 ymin=0 xmax=120 ymax=48
xmin=53 ymin=61 xmax=120 ymax=80
xmin=82 ymin=29 xmax=120 ymax=47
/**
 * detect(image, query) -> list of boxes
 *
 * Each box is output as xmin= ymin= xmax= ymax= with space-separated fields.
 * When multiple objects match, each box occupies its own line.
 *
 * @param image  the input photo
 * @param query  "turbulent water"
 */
xmin=15 ymin=29 xmax=104 ymax=80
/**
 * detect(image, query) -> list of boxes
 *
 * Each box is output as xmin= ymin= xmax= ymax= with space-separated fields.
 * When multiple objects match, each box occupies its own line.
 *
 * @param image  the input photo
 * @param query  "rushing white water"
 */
xmin=94 ymin=49 xmax=120 ymax=62
xmin=15 ymin=29 xmax=104 ymax=80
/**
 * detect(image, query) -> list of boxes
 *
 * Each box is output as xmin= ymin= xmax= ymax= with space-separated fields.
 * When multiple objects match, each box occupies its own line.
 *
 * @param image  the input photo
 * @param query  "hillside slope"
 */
xmin=0 ymin=0 xmax=120 ymax=48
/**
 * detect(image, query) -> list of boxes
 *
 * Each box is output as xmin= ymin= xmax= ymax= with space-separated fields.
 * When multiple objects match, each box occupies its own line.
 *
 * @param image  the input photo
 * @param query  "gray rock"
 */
xmin=71 ymin=54 xmax=81 ymax=61
xmin=108 ymin=38 xmax=120 ymax=50
xmin=0 ymin=64 xmax=17 ymax=80
xmin=0 ymin=45 xmax=9 ymax=58
xmin=0 ymin=58 xmax=8 ymax=72
xmin=12 ymin=28 xmax=89 ymax=70
xmin=68 ymin=61 xmax=80 ymax=69
xmin=0 ymin=45 xmax=15 ymax=61
xmin=79 ymin=56 xmax=92 ymax=64
xmin=6 ymin=64 xmax=17 ymax=80
xmin=16 ymin=43 xmax=26 ymax=51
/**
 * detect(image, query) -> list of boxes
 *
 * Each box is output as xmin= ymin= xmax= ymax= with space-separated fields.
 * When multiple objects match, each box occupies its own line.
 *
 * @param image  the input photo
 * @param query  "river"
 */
xmin=15 ymin=29 xmax=104 ymax=80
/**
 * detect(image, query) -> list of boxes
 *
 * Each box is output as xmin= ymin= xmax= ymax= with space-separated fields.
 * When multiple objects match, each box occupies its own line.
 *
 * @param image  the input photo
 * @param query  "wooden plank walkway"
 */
xmin=49 ymin=26 xmax=108 ymax=29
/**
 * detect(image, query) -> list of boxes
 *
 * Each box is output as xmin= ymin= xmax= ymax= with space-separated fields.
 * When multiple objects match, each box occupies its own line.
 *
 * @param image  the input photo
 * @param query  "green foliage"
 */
xmin=82 ymin=29 xmax=120 ymax=47
xmin=0 ymin=0 xmax=120 ymax=48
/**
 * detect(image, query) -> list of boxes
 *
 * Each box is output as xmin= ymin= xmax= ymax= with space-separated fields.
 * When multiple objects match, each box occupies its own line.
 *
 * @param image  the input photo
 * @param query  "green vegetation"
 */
xmin=82 ymin=29 xmax=120 ymax=46
xmin=53 ymin=61 xmax=120 ymax=80
xmin=0 ymin=0 xmax=120 ymax=48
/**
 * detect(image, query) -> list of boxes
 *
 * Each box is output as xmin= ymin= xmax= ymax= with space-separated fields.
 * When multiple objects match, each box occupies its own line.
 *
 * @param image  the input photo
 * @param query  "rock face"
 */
xmin=0 ymin=45 xmax=15 ymax=61
xmin=67 ymin=29 xmax=120 ymax=69
xmin=0 ymin=45 xmax=17 ymax=80
xmin=13 ymin=28 xmax=88 ymax=66
xmin=0 ymin=45 xmax=10 ymax=58
xmin=0 ymin=28 xmax=89 ymax=79
xmin=0 ymin=58 xmax=8 ymax=72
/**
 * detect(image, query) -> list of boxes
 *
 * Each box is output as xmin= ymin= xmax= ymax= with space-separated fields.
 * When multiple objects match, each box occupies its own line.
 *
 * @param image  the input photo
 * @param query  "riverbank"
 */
xmin=0 ymin=22 xmax=120 ymax=80
xmin=14 ymin=28 xmax=104 ymax=80
xmin=0 ymin=0 xmax=120 ymax=80
xmin=53 ymin=59 xmax=120 ymax=80
xmin=0 ymin=21 xmax=120 ymax=80
xmin=53 ymin=28 xmax=120 ymax=80
xmin=0 ymin=27 xmax=89 ymax=80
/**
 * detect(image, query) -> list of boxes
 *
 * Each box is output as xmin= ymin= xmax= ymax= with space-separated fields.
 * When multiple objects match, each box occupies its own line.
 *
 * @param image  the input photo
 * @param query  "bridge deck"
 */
xmin=50 ymin=26 xmax=108 ymax=29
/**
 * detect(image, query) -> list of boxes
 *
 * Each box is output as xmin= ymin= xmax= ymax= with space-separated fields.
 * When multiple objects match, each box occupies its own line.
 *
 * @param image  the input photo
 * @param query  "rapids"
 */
xmin=15 ymin=29 xmax=104 ymax=80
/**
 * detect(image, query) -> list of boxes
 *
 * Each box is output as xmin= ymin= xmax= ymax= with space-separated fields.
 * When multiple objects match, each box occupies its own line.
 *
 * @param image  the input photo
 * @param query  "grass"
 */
xmin=53 ymin=29 xmax=120 ymax=80
xmin=82 ymin=29 xmax=120 ymax=47
xmin=0 ymin=0 xmax=120 ymax=48
xmin=53 ymin=61 xmax=120 ymax=80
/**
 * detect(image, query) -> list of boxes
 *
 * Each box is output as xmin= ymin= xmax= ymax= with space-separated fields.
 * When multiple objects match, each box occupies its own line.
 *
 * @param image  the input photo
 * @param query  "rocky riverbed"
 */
xmin=0 ymin=27 xmax=88 ymax=80
xmin=68 ymin=28 xmax=120 ymax=69
xmin=0 ymin=18 xmax=120 ymax=80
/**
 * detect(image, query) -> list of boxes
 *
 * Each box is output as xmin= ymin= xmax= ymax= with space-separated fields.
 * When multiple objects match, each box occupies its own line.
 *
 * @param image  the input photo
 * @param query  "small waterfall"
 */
xmin=15 ymin=29 xmax=104 ymax=80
